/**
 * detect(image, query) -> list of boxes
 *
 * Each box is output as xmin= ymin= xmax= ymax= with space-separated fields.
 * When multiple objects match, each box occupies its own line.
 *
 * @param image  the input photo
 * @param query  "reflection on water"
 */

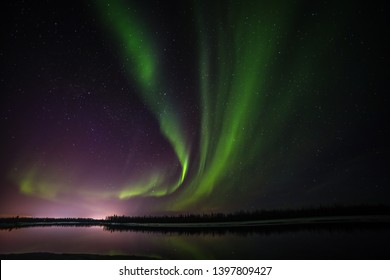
xmin=1 ymin=225 xmax=390 ymax=259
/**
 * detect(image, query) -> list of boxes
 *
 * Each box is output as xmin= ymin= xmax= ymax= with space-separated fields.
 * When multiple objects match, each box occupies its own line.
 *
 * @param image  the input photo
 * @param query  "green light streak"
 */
xmin=119 ymin=173 xmax=167 ymax=199
xmin=96 ymin=0 xmax=189 ymax=197
xmin=97 ymin=1 xmax=156 ymax=92
xmin=173 ymin=2 xmax=295 ymax=209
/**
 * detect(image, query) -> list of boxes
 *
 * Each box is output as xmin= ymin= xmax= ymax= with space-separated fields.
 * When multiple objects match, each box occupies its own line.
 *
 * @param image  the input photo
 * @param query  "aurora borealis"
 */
xmin=0 ymin=0 xmax=388 ymax=218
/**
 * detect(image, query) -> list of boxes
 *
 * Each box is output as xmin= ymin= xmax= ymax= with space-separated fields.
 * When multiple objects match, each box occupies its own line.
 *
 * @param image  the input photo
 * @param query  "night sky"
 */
xmin=0 ymin=0 xmax=388 ymax=218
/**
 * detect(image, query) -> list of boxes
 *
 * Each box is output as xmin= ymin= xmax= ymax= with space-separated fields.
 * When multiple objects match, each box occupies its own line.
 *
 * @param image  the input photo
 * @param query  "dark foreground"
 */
xmin=1 ymin=206 xmax=390 ymax=260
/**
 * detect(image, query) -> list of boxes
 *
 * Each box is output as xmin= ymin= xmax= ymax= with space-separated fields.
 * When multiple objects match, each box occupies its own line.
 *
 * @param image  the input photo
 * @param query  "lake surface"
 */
xmin=1 ymin=226 xmax=390 ymax=259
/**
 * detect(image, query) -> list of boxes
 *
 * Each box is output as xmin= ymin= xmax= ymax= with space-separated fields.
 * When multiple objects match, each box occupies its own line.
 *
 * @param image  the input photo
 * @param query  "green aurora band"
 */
xmin=97 ymin=0 xmax=190 ymax=199
xmin=174 ymin=1 xmax=294 ymax=209
xmin=96 ymin=0 xmax=299 ymax=210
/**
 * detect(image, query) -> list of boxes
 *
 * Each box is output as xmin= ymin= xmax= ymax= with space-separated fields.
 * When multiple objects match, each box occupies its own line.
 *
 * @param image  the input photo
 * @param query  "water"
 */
xmin=1 ymin=226 xmax=389 ymax=259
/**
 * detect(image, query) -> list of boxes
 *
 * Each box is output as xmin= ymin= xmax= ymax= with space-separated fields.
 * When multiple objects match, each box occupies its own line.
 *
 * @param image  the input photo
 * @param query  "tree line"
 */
xmin=1 ymin=204 xmax=389 ymax=225
xmin=105 ymin=204 xmax=390 ymax=223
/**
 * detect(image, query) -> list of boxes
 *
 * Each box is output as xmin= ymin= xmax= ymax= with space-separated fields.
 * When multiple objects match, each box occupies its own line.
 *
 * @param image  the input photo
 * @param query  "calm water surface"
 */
xmin=1 ymin=226 xmax=389 ymax=259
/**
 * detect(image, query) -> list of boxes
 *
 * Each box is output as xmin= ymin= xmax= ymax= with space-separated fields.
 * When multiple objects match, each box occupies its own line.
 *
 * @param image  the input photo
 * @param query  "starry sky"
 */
xmin=0 ymin=0 xmax=388 ymax=218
